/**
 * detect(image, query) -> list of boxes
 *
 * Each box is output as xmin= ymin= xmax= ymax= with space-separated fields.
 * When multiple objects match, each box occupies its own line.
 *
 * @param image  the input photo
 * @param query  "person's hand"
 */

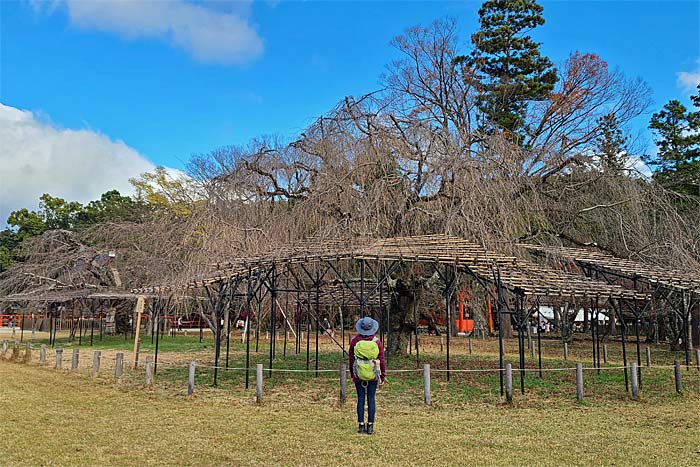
xmin=380 ymin=378 xmax=387 ymax=385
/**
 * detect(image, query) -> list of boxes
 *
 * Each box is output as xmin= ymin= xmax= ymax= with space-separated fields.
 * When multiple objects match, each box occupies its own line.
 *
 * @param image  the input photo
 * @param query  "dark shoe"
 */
xmin=366 ymin=423 xmax=374 ymax=435
xmin=358 ymin=423 xmax=365 ymax=433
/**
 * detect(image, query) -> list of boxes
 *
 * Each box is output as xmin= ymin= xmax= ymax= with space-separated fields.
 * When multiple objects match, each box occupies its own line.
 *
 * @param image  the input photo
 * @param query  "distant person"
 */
xmin=177 ymin=317 xmax=183 ymax=332
xmin=322 ymin=317 xmax=333 ymax=337
xmin=349 ymin=317 xmax=385 ymax=435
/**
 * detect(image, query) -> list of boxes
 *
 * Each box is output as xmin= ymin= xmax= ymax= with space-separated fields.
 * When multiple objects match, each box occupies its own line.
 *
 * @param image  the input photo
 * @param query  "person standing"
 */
xmin=349 ymin=317 xmax=385 ymax=435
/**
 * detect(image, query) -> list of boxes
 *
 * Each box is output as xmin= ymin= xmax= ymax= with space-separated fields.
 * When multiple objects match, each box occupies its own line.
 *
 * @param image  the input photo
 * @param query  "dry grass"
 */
xmin=1 ymin=360 xmax=699 ymax=467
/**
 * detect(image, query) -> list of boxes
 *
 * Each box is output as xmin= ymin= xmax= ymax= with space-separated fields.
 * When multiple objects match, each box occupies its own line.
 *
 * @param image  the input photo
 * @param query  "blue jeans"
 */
xmin=355 ymin=380 xmax=378 ymax=424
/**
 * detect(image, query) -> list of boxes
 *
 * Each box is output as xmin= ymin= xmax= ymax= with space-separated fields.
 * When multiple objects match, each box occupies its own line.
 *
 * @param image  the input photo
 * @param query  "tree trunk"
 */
xmin=691 ymin=302 xmax=699 ymax=347
xmin=386 ymin=278 xmax=416 ymax=356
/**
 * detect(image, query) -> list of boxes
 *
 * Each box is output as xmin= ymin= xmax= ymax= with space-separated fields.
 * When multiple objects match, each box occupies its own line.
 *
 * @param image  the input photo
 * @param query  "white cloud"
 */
xmin=626 ymin=155 xmax=652 ymax=179
xmin=677 ymin=60 xmax=700 ymax=94
xmin=36 ymin=0 xmax=263 ymax=65
xmin=0 ymin=103 xmax=160 ymax=225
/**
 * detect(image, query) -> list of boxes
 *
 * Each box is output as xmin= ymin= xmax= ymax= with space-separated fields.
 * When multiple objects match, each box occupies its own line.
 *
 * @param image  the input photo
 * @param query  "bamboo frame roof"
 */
xmin=521 ymin=244 xmax=700 ymax=294
xmin=132 ymin=235 xmax=647 ymax=301
xmin=0 ymin=288 xmax=157 ymax=303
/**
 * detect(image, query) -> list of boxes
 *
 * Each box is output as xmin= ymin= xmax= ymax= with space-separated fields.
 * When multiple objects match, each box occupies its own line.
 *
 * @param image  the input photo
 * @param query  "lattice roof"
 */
xmin=132 ymin=235 xmax=647 ymax=301
xmin=521 ymin=244 xmax=700 ymax=294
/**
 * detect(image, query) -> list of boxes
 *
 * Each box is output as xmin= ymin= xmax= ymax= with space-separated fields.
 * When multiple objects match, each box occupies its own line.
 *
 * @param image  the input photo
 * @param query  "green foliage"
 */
xmin=129 ymin=167 xmax=194 ymax=216
xmin=595 ymin=113 xmax=629 ymax=172
xmin=648 ymin=85 xmax=700 ymax=196
xmin=0 ymin=229 xmax=20 ymax=271
xmin=78 ymin=190 xmax=146 ymax=225
xmin=6 ymin=208 xmax=46 ymax=241
xmin=465 ymin=0 xmax=558 ymax=134
xmin=39 ymin=194 xmax=84 ymax=230
xmin=2 ymin=189 xmax=149 ymax=271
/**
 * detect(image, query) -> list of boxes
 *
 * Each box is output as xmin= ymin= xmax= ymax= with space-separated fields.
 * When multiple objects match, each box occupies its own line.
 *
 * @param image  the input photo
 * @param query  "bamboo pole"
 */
xmin=132 ymin=296 xmax=145 ymax=369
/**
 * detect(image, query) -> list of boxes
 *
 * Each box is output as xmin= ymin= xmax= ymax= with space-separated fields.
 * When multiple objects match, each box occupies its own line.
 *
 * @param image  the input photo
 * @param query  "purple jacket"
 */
xmin=349 ymin=334 xmax=386 ymax=383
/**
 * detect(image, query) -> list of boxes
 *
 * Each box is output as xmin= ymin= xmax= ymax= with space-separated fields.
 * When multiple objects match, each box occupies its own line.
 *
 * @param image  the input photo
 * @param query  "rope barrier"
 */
xmin=149 ymin=363 xmax=692 ymax=373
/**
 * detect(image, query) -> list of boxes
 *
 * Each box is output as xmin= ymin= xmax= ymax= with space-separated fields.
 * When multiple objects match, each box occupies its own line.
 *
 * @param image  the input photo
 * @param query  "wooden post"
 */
xmin=674 ymin=360 xmax=682 ymax=393
xmin=563 ymin=342 xmax=568 ymax=360
xmin=575 ymin=363 xmax=583 ymax=401
xmin=340 ymin=363 xmax=347 ymax=404
xmin=645 ymin=346 xmax=651 ymax=367
xmin=71 ymin=348 xmax=79 ymax=370
xmin=468 ymin=337 xmax=473 ymax=355
xmin=630 ymin=362 xmax=639 ymax=399
xmin=695 ymin=349 xmax=700 ymax=372
xmin=423 ymin=364 xmax=431 ymax=406
xmin=40 ymin=344 xmax=46 ymax=364
xmin=132 ymin=296 xmax=145 ymax=369
xmin=603 ymin=344 xmax=608 ymax=364
xmin=505 ymin=363 xmax=513 ymax=404
xmin=134 ymin=341 xmax=141 ymax=369
xmin=24 ymin=343 xmax=32 ymax=363
xmin=145 ymin=356 xmax=153 ymax=386
xmin=55 ymin=348 xmax=63 ymax=369
xmin=188 ymin=361 xmax=196 ymax=396
xmin=115 ymin=352 xmax=124 ymax=380
xmin=256 ymin=363 xmax=263 ymax=404
xmin=439 ymin=336 xmax=444 ymax=352
xmin=92 ymin=351 xmax=101 ymax=378
xmin=529 ymin=339 xmax=535 ymax=358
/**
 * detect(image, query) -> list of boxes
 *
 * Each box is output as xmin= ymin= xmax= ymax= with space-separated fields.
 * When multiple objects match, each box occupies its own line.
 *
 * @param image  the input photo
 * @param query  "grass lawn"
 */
xmin=1 ymin=337 xmax=700 ymax=466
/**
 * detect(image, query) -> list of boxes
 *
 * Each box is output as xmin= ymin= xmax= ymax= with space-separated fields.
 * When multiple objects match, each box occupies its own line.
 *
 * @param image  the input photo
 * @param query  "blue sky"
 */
xmin=1 ymin=0 xmax=699 ymax=218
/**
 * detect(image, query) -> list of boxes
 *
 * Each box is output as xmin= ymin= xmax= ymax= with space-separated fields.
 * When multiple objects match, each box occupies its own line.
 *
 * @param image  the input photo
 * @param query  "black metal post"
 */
xmin=306 ymin=288 xmax=311 ymax=371
xmin=255 ymin=288 xmax=261 ymax=353
xmin=360 ymin=259 xmax=366 ymax=318
xmin=413 ymin=275 xmax=419 ymax=365
xmin=245 ymin=274 xmax=253 ymax=390
xmin=341 ymin=288 xmax=346 ymax=353
xmin=518 ymin=295 xmax=526 ymax=395
xmin=682 ymin=292 xmax=691 ymax=370
xmin=99 ymin=299 xmax=104 ymax=342
xmin=616 ymin=300 xmax=629 ymax=392
xmin=444 ymin=265 xmax=453 ymax=382
xmin=225 ymin=298 xmax=231 ymax=369
xmin=496 ymin=273 xmax=505 ymax=396
xmin=154 ymin=303 xmax=160 ymax=375
xmin=90 ymin=300 xmax=95 ymax=346
xmin=595 ymin=307 xmax=601 ymax=373
xmin=315 ymin=271 xmax=320 ymax=377
xmin=78 ymin=309 xmax=83 ymax=346
xmin=49 ymin=310 xmax=54 ymax=347
xmin=269 ymin=263 xmax=277 ymax=378
xmin=537 ymin=300 xmax=543 ymax=378
xmin=283 ymin=285 xmax=289 ymax=357
xmin=296 ymin=296 xmax=301 ymax=355
xmin=590 ymin=300 xmax=597 ymax=371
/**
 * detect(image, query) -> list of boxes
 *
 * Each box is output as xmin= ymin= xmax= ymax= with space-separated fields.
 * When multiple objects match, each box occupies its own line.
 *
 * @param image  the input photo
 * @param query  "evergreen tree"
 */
xmin=465 ymin=0 xmax=558 ymax=135
xmin=648 ymin=85 xmax=700 ymax=196
xmin=595 ymin=113 xmax=629 ymax=173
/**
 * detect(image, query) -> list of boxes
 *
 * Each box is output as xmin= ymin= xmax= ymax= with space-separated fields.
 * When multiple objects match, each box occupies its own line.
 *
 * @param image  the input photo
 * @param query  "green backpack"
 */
xmin=354 ymin=337 xmax=380 ymax=381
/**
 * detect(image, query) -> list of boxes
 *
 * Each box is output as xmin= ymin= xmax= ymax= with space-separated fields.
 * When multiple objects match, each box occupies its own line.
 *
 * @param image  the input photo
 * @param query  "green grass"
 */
xmin=1 ymin=362 xmax=699 ymax=467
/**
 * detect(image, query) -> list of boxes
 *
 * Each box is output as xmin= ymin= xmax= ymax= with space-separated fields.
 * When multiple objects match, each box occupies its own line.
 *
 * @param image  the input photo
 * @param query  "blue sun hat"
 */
xmin=355 ymin=317 xmax=379 ymax=336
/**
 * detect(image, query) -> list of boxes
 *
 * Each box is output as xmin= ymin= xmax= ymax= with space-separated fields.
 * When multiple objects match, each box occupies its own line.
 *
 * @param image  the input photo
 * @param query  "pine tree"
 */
xmin=596 ymin=113 xmax=628 ymax=173
xmin=648 ymin=85 xmax=700 ymax=196
xmin=466 ymin=0 xmax=558 ymax=135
